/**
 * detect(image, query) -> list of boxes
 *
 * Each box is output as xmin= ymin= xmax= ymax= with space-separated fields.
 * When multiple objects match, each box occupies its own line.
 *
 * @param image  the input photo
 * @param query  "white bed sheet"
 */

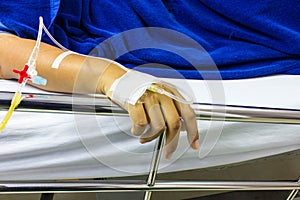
xmin=0 ymin=75 xmax=299 ymax=180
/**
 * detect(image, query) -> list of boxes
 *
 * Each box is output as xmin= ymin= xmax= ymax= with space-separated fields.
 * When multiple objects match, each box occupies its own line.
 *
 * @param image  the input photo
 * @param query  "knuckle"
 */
xmin=169 ymin=118 xmax=181 ymax=130
xmin=145 ymin=91 xmax=157 ymax=100
xmin=135 ymin=120 xmax=147 ymax=127
xmin=184 ymin=110 xmax=196 ymax=121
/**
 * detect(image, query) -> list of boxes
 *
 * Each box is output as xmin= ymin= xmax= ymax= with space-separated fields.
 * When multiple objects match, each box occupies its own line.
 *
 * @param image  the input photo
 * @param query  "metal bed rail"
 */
xmin=0 ymin=180 xmax=299 ymax=193
xmin=1 ymin=91 xmax=300 ymax=124
xmin=0 ymin=91 xmax=300 ymax=200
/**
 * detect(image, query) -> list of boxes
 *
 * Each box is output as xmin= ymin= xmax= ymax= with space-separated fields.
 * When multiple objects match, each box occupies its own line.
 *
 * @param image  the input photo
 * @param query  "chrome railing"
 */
xmin=1 ymin=91 xmax=300 ymax=124
xmin=0 ymin=91 xmax=299 ymax=200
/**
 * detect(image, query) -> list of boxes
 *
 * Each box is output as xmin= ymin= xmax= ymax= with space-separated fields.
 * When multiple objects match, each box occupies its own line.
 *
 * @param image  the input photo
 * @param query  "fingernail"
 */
xmin=192 ymin=139 xmax=199 ymax=150
xmin=139 ymin=139 xmax=146 ymax=144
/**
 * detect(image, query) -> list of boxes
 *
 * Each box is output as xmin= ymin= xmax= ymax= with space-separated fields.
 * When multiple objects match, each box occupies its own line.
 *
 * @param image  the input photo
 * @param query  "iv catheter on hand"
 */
xmin=109 ymin=70 xmax=194 ymax=106
xmin=0 ymin=17 xmax=47 ymax=131
xmin=147 ymin=83 xmax=193 ymax=104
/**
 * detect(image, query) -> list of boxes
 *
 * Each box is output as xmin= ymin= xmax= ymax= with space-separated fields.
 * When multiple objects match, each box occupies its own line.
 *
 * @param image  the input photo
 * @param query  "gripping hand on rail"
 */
xmin=100 ymin=67 xmax=199 ymax=160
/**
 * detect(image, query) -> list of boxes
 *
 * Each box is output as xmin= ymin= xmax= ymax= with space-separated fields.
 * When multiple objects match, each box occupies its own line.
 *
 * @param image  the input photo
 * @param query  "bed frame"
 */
xmin=0 ymin=91 xmax=299 ymax=200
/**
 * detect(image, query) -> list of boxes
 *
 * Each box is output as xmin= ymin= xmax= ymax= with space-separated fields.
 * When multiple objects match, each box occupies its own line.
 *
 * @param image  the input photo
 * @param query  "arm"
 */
xmin=0 ymin=33 xmax=199 ymax=159
xmin=0 ymin=33 xmax=124 ymax=94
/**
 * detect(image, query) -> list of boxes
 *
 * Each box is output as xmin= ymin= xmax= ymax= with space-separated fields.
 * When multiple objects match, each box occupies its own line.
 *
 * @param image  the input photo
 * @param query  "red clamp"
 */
xmin=13 ymin=65 xmax=31 ymax=84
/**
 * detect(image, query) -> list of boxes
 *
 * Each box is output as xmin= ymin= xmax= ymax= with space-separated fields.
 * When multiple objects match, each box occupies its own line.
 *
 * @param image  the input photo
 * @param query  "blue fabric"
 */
xmin=0 ymin=22 xmax=10 ymax=34
xmin=1 ymin=0 xmax=300 ymax=80
xmin=0 ymin=0 xmax=60 ymax=37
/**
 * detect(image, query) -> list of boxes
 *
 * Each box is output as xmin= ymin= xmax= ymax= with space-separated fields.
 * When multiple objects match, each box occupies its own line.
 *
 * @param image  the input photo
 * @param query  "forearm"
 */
xmin=0 ymin=34 xmax=126 ymax=94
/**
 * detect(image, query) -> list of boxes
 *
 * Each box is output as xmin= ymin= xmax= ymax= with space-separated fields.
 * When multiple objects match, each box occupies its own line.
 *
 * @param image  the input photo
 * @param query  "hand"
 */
xmin=127 ymin=83 xmax=199 ymax=160
xmin=99 ymin=64 xmax=198 ymax=160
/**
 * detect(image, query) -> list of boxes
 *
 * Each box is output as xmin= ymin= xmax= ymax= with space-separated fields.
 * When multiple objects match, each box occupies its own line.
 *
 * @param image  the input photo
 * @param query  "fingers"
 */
xmin=165 ymin=87 xmax=199 ymax=150
xmin=128 ymin=102 xmax=147 ymax=136
xmin=159 ymin=95 xmax=181 ymax=159
xmin=139 ymin=92 xmax=166 ymax=143
xmin=127 ymin=85 xmax=199 ymax=160
xmin=184 ymin=107 xmax=199 ymax=150
xmin=164 ymin=129 xmax=180 ymax=160
xmin=179 ymin=103 xmax=199 ymax=149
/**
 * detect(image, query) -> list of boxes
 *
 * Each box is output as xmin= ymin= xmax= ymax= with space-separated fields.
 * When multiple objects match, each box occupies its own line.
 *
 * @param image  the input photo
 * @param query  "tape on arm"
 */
xmin=109 ymin=70 xmax=160 ymax=105
xmin=51 ymin=51 xmax=74 ymax=69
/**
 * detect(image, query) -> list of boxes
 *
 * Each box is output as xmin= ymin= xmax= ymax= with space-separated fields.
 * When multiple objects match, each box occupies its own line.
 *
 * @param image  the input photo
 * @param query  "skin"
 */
xmin=0 ymin=33 xmax=199 ymax=159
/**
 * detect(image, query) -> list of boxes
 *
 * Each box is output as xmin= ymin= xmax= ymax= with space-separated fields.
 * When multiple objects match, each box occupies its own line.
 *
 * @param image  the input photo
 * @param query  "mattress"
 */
xmin=0 ymin=75 xmax=300 ymax=180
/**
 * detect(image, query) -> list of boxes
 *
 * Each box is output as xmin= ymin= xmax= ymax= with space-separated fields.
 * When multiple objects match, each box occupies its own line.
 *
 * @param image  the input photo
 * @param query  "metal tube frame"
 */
xmin=0 ymin=180 xmax=299 ymax=193
xmin=0 ymin=91 xmax=300 ymax=199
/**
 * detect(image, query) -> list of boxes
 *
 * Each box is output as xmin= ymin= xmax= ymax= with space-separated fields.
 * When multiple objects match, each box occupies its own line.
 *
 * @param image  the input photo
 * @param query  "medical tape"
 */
xmin=51 ymin=51 xmax=74 ymax=69
xmin=110 ymin=70 xmax=160 ymax=105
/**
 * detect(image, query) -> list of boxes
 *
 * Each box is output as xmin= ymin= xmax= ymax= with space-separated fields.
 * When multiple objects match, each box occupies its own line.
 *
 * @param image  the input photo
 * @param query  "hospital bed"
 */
xmin=0 ymin=75 xmax=300 ymax=200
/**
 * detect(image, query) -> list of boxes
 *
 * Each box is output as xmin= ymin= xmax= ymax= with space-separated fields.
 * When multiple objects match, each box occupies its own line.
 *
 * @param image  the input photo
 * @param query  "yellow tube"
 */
xmin=0 ymin=92 xmax=23 ymax=131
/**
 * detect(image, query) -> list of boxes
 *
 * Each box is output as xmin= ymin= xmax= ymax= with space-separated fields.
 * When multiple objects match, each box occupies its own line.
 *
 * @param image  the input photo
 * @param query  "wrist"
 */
xmin=96 ymin=62 xmax=127 ymax=96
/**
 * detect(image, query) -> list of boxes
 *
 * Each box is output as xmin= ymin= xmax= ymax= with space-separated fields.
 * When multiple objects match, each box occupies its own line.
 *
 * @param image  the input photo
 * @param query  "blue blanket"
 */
xmin=1 ymin=0 xmax=300 ymax=79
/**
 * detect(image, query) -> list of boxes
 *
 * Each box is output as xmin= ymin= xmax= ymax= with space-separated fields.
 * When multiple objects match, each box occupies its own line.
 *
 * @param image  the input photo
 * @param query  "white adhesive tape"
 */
xmin=51 ymin=51 xmax=74 ymax=69
xmin=110 ymin=70 xmax=160 ymax=105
